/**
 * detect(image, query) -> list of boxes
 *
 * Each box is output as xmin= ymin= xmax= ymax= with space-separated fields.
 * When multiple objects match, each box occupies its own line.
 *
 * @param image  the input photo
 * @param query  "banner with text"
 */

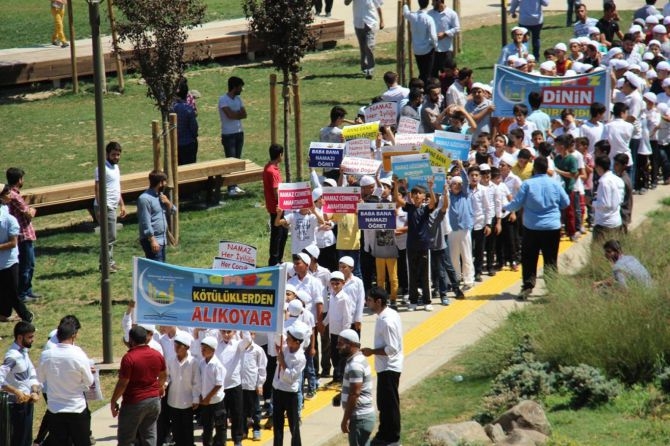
xmin=278 ymin=182 xmax=313 ymax=210
xmin=420 ymin=139 xmax=452 ymax=168
xmin=308 ymin=142 xmax=345 ymax=168
xmin=346 ymin=138 xmax=373 ymax=159
xmin=432 ymin=130 xmax=471 ymax=161
xmin=391 ymin=153 xmax=433 ymax=179
xmin=321 ymin=187 xmax=361 ymax=214
xmin=381 ymin=146 xmax=420 ymax=171
xmin=395 ymin=132 xmax=433 ymax=150
xmin=340 ymin=156 xmax=382 ymax=175
xmin=357 ymin=203 xmax=396 ymax=230
xmin=364 ymin=102 xmax=398 ymax=127
xmin=215 ymin=240 xmax=257 ymax=268
xmin=492 ymin=64 xmax=611 ymax=119
xmin=133 ymin=258 xmax=286 ymax=332
xmin=407 ymin=166 xmax=447 ymax=192
xmin=342 ymin=121 xmax=380 ymax=140
xmin=397 ymin=116 xmax=420 ymax=134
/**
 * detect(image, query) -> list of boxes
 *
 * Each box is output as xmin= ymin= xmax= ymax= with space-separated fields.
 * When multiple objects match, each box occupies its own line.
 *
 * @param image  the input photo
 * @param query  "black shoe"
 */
xmin=21 ymin=296 xmax=40 ymax=303
xmin=264 ymin=418 xmax=273 ymax=430
xmin=320 ymin=372 xmax=332 ymax=378
xmin=454 ymin=288 xmax=465 ymax=299
xmin=487 ymin=269 xmax=496 ymax=277
xmin=475 ymin=274 xmax=483 ymax=282
xmin=25 ymin=312 xmax=34 ymax=323
xmin=517 ymin=288 xmax=532 ymax=301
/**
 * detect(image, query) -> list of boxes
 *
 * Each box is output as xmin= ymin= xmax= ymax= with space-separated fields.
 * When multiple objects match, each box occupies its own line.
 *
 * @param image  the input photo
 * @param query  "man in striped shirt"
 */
xmin=337 ymin=328 xmax=375 ymax=446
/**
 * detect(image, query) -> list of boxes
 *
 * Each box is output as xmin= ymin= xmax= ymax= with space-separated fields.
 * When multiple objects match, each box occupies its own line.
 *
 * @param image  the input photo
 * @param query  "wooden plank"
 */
xmin=0 ymin=20 xmax=345 ymax=87
xmin=23 ymin=158 xmax=246 ymax=207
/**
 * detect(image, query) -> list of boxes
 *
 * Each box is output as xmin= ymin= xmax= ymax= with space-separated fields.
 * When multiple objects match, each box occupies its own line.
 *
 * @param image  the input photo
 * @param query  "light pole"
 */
xmin=88 ymin=0 xmax=114 ymax=364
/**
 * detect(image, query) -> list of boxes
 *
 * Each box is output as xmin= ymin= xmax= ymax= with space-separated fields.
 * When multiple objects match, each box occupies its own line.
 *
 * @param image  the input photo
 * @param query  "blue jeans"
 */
xmin=221 ymin=132 xmax=244 ymax=190
xmin=304 ymin=351 xmax=317 ymax=393
xmin=18 ymin=240 xmax=35 ymax=298
xmin=140 ymin=238 xmax=166 ymax=262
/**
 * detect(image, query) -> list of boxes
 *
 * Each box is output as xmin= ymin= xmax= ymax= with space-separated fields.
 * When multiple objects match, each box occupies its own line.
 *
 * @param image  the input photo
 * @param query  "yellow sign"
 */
xmin=342 ymin=121 xmax=380 ymax=141
xmin=420 ymin=141 xmax=452 ymax=168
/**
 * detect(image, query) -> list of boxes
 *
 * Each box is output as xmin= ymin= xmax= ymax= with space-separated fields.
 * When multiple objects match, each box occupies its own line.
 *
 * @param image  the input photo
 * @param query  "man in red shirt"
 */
xmin=111 ymin=325 xmax=167 ymax=446
xmin=263 ymin=144 xmax=288 ymax=266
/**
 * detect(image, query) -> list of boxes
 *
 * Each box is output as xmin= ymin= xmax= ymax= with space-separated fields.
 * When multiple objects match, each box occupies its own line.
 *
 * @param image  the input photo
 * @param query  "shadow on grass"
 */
xmin=36 ymin=245 xmax=95 ymax=255
xmin=87 ymin=299 xmax=134 ymax=306
xmin=302 ymin=98 xmax=368 ymax=107
xmin=39 ymin=268 xmax=99 ymax=280
xmin=302 ymin=73 xmax=365 ymax=81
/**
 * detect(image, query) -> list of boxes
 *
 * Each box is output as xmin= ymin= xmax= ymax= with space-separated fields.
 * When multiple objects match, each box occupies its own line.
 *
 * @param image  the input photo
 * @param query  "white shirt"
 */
xmin=351 ymin=0 xmax=383 ymax=30
xmin=215 ymin=332 xmax=251 ymax=389
xmin=218 ymin=93 xmax=244 ymax=135
xmin=38 ymin=343 xmax=93 ymax=413
xmin=309 ymin=264 xmax=331 ymax=313
xmin=343 ymin=275 xmax=366 ymax=324
xmin=200 ymin=355 xmax=226 ymax=404
xmin=604 ymin=119 xmax=634 ymax=166
xmin=288 ymin=273 xmax=324 ymax=319
xmin=94 ymin=160 xmax=121 ymax=209
xmin=241 ymin=342 xmax=267 ymax=391
xmin=167 ymin=352 xmax=201 ymax=409
xmin=324 ymin=289 xmax=355 ymax=336
xmin=445 ymin=81 xmax=467 ymax=107
xmin=503 ymin=172 xmax=522 ymax=198
xmin=579 ymin=120 xmax=605 ymax=155
xmin=381 ymin=85 xmax=410 ymax=104
xmin=594 ymin=170 xmax=624 ymax=228
xmin=272 ymin=345 xmax=306 ymax=393
xmin=468 ymin=184 xmax=492 ymax=230
xmin=508 ymin=121 xmax=538 ymax=148
xmin=372 ymin=307 xmax=403 ymax=373
xmin=624 ymin=89 xmax=644 ymax=139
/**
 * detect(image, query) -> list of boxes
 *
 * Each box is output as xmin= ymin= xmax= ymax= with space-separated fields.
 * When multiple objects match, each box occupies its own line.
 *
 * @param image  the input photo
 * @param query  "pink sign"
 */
xmin=364 ymin=101 xmax=398 ymax=127
xmin=217 ymin=240 xmax=257 ymax=267
xmin=212 ymin=257 xmax=256 ymax=270
xmin=321 ymin=187 xmax=361 ymax=214
xmin=278 ymin=182 xmax=313 ymax=210
xmin=346 ymin=138 xmax=372 ymax=159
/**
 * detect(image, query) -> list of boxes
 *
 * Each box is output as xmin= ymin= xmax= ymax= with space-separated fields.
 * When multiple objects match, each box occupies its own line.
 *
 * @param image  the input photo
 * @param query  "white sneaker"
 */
xmin=234 ymin=186 xmax=246 ymax=194
xmin=408 ymin=304 xmax=417 ymax=312
xmin=424 ymin=304 xmax=433 ymax=312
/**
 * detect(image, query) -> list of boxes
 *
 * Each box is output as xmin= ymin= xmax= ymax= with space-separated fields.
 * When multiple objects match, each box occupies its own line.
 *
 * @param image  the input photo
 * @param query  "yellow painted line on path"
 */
xmin=257 ymin=237 xmax=578 ymax=444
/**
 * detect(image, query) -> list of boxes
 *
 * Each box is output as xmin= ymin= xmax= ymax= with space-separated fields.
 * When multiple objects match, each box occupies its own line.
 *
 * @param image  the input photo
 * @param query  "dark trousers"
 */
xmin=635 ymin=153 xmax=650 ymax=190
xmin=242 ymin=389 xmax=262 ymax=433
xmin=397 ymin=248 xmax=408 ymax=292
xmin=268 ymin=213 xmax=289 ymax=266
xmin=432 ymin=50 xmax=454 ymax=78
xmin=651 ymin=140 xmax=661 ymax=186
xmin=168 ymin=406 xmax=194 ymax=446
xmin=415 ymin=50 xmax=435 ymax=85
xmin=407 ymin=249 xmax=430 ymax=304
xmin=319 ymin=244 xmax=338 ymax=273
xmin=262 ymin=350 xmax=277 ymax=413
xmin=497 ymin=214 xmax=519 ymax=267
xmin=374 ymin=371 xmax=401 ymax=444
xmin=0 ymin=263 xmax=31 ymax=320
xmin=471 ymin=228 xmax=486 ymax=276
xmin=201 ymin=401 xmax=226 ymax=446
xmin=272 ymin=389 xmax=301 ymax=446
xmin=521 ymin=228 xmax=561 ymax=292
xmin=17 ymin=240 xmax=35 ymax=299
xmin=221 ymin=132 xmax=244 ymax=189
xmin=177 ymin=141 xmax=198 ymax=165
xmin=140 ymin=239 xmax=166 ymax=262
xmin=360 ymin=246 xmax=376 ymax=292
xmin=485 ymin=223 xmax=497 ymax=273
xmin=224 ymin=385 xmax=244 ymax=443
xmin=521 ymin=22 xmax=543 ymax=60
xmin=566 ymin=0 xmax=575 ymax=26
xmin=319 ymin=321 xmax=331 ymax=375
xmin=330 ymin=333 xmax=345 ymax=382
xmin=10 ymin=401 xmax=33 ymax=446
xmin=45 ymin=409 xmax=90 ymax=446
xmin=430 ymin=248 xmax=448 ymax=294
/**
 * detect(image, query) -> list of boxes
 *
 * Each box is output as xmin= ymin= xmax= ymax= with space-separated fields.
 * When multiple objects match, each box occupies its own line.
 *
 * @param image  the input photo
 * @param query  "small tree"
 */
xmin=115 ymin=0 xmax=206 ymax=157
xmin=243 ymin=0 xmax=318 ymax=181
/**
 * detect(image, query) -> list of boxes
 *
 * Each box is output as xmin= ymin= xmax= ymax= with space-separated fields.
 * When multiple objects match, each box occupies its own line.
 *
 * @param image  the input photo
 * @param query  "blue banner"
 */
xmin=133 ymin=258 xmax=286 ymax=333
xmin=308 ymin=142 xmax=345 ymax=168
xmin=391 ymin=153 xmax=433 ymax=179
xmin=492 ymin=65 xmax=611 ymax=120
xmin=407 ymin=167 xmax=447 ymax=192
xmin=357 ymin=203 xmax=396 ymax=230
xmin=432 ymin=131 xmax=471 ymax=161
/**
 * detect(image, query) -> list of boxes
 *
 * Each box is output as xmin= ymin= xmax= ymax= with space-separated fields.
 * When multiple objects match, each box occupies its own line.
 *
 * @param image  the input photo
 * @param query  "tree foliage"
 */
xmin=242 ymin=0 xmax=318 ymax=76
xmin=115 ymin=0 xmax=206 ymax=117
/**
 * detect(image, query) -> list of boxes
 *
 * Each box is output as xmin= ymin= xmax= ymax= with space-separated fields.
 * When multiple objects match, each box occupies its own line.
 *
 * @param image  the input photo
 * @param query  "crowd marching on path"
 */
xmin=0 ymin=1 xmax=664 ymax=445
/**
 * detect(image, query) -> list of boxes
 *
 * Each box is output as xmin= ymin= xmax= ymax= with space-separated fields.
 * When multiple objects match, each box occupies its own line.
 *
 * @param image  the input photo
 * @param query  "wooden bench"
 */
xmin=22 ymin=158 xmax=263 ymax=217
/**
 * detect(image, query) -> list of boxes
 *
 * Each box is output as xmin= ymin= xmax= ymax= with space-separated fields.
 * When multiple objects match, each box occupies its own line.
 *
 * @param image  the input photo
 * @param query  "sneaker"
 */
xmin=228 ymin=188 xmax=238 ymax=197
xmin=475 ymin=274 xmax=483 ymax=282
xmin=21 ymin=296 xmax=40 ymax=303
xmin=325 ymin=12 xmax=331 ymax=17
xmin=90 ymin=436 xmax=97 ymax=445
xmin=61 ymin=41 xmax=70 ymax=48
xmin=253 ymin=431 xmax=261 ymax=441
xmin=320 ymin=371 xmax=332 ymax=378
xmin=453 ymin=288 xmax=465 ymax=299
xmin=441 ymin=297 xmax=450 ymax=306
xmin=264 ymin=418 xmax=273 ymax=430
xmin=570 ymin=234 xmax=580 ymax=242
xmin=325 ymin=380 xmax=342 ymax=390
xmin=234 ymin=186 xmax=246 ymax=194
xmin=25 ymin=312 xmax=34 ymax=323
xmin=462 ymin=284 xmax=473 ymax=291
xmin=487 ymin=269 xmax=497 ymax=277
xmin=401 ymin=294 xmax=409 ymax=304
xmin=580 ymin=227 xmax=588 ymax=234
xmin=424 ymin=304 xmax=433 ymax=311
xmin=305 ymin=391 xmax=316 ymax=400
xmin=511 ymin=262 xmax=520 ymax=272
xmin=407 ymin=303 xmax=417 ymax=311
xmin=52 ymin=40 xmax=60 ymax=46
xmin=389 ymin=304 xmax=398 ymax=311
xmin=109 ymin=264 xmax=119 ymax=273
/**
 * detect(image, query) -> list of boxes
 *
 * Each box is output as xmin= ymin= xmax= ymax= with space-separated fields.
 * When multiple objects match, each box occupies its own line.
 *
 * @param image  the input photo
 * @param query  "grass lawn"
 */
xmin=2 ymin=7 xmax=657 ymax=443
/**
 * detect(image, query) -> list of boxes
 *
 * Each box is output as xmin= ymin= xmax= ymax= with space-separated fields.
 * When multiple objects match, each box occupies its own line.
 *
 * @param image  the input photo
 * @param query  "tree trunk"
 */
xmin=282 ymin=70 xmax=292 ymax=182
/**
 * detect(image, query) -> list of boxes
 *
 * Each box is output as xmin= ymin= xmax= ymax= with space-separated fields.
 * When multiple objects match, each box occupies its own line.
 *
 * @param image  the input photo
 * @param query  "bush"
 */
xmin=657 ymin=367 xmax=670 ymax=394
xmin=557 ymin=364 xmax=620 ymax=408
